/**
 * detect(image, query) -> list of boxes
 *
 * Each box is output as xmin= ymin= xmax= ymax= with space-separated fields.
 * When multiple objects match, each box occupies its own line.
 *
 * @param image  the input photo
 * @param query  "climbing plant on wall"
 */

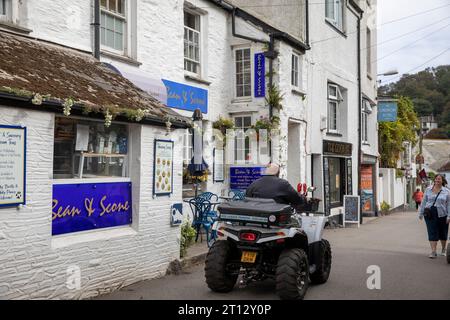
xmin=379 ymin=96 xmax=419 ymax=168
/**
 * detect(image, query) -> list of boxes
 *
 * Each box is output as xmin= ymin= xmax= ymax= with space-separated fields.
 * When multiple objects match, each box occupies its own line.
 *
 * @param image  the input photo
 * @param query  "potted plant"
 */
xmin=253 ymin=116 xmax=280 ymax=141
xmin=213 ymin=117 xmax=234 ymax=135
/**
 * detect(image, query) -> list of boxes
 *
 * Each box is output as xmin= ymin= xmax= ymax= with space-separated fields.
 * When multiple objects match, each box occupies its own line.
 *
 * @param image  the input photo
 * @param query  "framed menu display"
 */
xmin=213 ymin=148 xmax=224 ymax=182
xmin=0 ymin=125 xmax=26 ymax=207
xmin=153 ymin=139 xmax=174 ymax=196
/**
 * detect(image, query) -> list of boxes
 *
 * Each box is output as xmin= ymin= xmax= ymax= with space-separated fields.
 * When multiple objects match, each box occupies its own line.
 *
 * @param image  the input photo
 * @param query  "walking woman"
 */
xmin=419 ymin=174 xmax=450 ymax=258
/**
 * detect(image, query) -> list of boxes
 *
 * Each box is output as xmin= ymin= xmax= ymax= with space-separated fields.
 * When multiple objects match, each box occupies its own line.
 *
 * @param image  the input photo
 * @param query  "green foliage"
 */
xmin=266 ymin=85 xmax=284 ymax=111
xmin=379 ymin=96 xmax=419 ymax=168
xmin=379 ymin=65 xmax=450 ymax=128
xmin=212 ymin=117 xmax=235 ymax=134
xmin=396 ymin=169 xmax=405 ymax=179
xmin=180 ymin=222 xmax=196 ymax=258
xmin=381 ymin=201 xmax=390 ymax=212
xmin=253 ymin=116 xmax=280 ymax=132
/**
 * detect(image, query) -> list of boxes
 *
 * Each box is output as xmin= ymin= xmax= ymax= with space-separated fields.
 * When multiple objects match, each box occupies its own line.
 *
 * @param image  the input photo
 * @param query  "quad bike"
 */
xmin=204 ymin=198 xmax=331 ymax=300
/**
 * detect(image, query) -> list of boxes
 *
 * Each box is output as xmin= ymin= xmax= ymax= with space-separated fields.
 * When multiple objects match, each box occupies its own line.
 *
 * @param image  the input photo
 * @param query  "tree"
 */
xmin=379 ymin=96 xmax=419 ymax=168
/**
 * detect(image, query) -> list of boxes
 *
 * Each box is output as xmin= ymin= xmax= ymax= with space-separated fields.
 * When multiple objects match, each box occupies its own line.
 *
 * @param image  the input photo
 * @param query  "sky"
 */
xmin=377 ymin=0 xmax=450 ymax=85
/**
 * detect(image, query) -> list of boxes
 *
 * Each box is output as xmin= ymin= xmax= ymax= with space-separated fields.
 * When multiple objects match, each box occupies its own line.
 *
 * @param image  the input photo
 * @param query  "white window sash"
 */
xmin=100 ymin=4 xmax=127 ymax=54
xmin=235 ymin=48 xmax=252 ymax=98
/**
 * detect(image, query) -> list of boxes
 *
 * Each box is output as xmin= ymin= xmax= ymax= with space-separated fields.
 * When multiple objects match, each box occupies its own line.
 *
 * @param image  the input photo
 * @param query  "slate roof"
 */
xmin=0 ymin=31 xmax=189 ymax=127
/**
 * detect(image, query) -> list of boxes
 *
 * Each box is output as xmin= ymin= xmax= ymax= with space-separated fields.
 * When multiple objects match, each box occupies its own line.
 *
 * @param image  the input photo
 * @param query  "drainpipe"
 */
xmin=356 ymin=13 xmax=363 ymax=224
xmin=305 ymin=0 xmax=310 ymax=46
xmin=93 ymin=0 xmax=101 ymax=60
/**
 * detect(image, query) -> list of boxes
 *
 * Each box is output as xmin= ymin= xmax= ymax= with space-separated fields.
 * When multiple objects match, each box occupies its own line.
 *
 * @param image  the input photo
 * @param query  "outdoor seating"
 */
xmin=186 ymin=195 xmax=220 ymax=247
xmin=228 ymin=189 xmax=246 ymax=201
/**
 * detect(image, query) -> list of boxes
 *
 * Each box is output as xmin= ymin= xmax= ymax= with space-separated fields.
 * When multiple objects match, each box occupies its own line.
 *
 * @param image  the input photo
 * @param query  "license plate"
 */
xmin=241 ymin=251 xmax=257 ymax=263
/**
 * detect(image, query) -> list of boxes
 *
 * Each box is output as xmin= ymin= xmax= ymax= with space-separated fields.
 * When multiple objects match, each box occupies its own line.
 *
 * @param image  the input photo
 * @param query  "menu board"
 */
xmin=344 ymin=195 xmax=360 ymax=227
xmin=154 ymin=140 xmax=174 ymax=196
xmin=0 ymin=125 xmax=26 ymax=207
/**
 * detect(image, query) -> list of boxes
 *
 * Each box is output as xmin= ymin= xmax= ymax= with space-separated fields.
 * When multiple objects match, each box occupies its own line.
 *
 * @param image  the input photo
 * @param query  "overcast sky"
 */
xmin=377 ymin=0 xmax=450 ymax=85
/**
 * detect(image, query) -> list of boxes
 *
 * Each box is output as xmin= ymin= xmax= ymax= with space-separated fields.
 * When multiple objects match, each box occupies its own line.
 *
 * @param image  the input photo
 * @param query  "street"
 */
xmin=95 ymin=211 xmax=450 ymax=300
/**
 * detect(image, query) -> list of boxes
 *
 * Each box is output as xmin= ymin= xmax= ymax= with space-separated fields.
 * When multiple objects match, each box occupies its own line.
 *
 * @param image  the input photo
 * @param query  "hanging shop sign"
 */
xmin=162 ymin=79 xmax=208 ymax=113
xmin=52 ymin=182 xmax=132 ymax=235
xmin=254 ymin=53 xmax=266 ymax=98
xmin=0 ymin=125 xmax=26 ymax=208
xmin=323 ymin=140 xmax=352 ymax=157
xmin=378 ymin=101 xmax=398 ymax=122
xmin=154 ymin=139 xmax=174 ymax=196
xmin=213 ymin=149 xmax=224 ymax=182
xmin=344 ymin=195 xmax=360 ymax=228
xmin=230 ymin=166 xmax=265 ymax=190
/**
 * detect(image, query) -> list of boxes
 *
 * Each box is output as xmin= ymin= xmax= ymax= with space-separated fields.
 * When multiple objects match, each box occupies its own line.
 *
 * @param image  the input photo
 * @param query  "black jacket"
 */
xmin=245 ymin=176 xmax=305 ymax=206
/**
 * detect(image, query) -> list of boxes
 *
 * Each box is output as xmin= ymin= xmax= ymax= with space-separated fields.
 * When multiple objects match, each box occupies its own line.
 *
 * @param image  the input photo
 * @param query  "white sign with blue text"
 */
xmin=0 ymin=125 xmax=26 ymax=207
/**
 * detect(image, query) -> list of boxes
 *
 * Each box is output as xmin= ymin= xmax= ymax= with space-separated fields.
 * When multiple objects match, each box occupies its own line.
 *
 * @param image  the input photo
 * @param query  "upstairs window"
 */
xmin=235 ymin=48 xmax=252 ymax=98
xmin=361 ymin=99 xmax=372 ymax=144
xmin=326 ymin=0 xmax=344 ymax=31
xmin=234 ymin=115 xmax=252 ymax=163
xmin=291 ymin=53 xmax=300 ymax=88
xmin=184 ymin=10 xmax=201 ymax=75
xmin=100 ymin=0 xmax=126 ymax=53
xmin=0 ymin=0 xmax=5 ymax=16
xmin=328 ymin=84 xmax=343 ymax=133
xmin=367 ymin=28 xmax=372 ymax=77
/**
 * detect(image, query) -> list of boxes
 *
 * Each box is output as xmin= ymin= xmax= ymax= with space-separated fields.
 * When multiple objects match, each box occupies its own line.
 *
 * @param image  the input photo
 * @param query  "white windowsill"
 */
xmin=51 ymin=225 xmax=137 ymax=249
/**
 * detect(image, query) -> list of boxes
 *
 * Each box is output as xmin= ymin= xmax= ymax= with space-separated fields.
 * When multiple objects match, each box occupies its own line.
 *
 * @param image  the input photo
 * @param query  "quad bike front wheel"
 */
xmin=205 ymin=240 xmax=238 ymax=293
xmin=310 ymin=239 xmax=332 ymax=284
xmin=276 ymin=248 xmax=309 ymax=300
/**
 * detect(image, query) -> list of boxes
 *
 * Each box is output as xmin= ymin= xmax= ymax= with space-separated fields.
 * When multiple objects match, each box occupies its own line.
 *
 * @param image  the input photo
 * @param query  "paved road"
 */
xmin=95 ymin=211 xmax=450 ymax=300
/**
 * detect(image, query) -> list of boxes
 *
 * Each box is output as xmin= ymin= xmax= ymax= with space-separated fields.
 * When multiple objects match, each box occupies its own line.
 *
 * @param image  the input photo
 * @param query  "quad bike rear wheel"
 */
xmin=205 ymin=240 xmax=238 ymax=293
xmin=310 ymin=239 xmax=332 ymax=284
xmin=276 ymin=248 xmax=309 ymax=300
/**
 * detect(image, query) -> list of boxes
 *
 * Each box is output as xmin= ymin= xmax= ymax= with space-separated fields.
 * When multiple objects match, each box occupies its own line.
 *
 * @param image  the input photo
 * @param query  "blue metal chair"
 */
xmin=198 ymin=192 xmax=219 ymax=202
xmin=187 ymin=197 xmax=218 ymax=247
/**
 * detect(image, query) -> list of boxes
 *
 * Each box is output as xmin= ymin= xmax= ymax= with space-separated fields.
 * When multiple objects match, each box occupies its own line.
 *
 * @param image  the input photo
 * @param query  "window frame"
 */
xmin=328 ymin=157 xmax=345 ymax=207
xmin=52 ymin=116 xmax=131 ymax=182
xmin=327 ymin=84 xmax=342 ymax=134
xmin=233 ymin=114 xmax=253 ymax=164
xmin=366 ymin=27 xmax=372 ymax=78
xmin=234 ymin=47 xmax=253 ymax=100
xmin=291 ymin=53 xmax=300 ymax=89
xmin=325 ymin=0 xmax=345 ymax=31
xmin=184 ymin=9 xmax=202 ymax=77
xmin=100 ymin=0 xmax=128 ymax=56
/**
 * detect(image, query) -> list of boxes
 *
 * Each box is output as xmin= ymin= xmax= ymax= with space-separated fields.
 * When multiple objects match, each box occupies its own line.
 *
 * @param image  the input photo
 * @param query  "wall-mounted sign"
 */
xmin=213 ymin=149 xmax=224 ymax=182
xmin=323 ymin=140 xmax=352 ymax=157
xmin=0 ymin=125 xmax=26 ymax=208
xmin=162 ymin=79 xmax=208 ymax=113
xmin=344 ymin=195 xmax=360 ymax=228
xmin=230 ymin=166 xmax=265 ymax=190
xmin=360 ymin=165 xmax=374 ymax=213
xmin=254 ymin=53 xmax=266 ymax=98
xmin=154 ymin=139 xmax=174 ymax=196
xmin=52 ymin=182 xmax=132 ymax=235
xmin=378 ymin=101 xmax=398 ymax=122
xmin=171 ymin=203 xmax=183 ymax=226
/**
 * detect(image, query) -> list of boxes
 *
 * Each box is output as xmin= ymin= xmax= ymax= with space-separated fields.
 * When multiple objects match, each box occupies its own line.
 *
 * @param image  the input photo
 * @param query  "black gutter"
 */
xmin=93 ymin=0 xmax=101 ymax=60
xmin=305 ymin=0 xmax=310 ymax=46
xmin=0 ymin=94 xmax=191 ymax=129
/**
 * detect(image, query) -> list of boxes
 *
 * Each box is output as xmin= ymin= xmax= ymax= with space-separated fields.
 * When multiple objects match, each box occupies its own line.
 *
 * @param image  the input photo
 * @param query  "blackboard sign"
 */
xmin=344 ymin=195 xmax=360 ymax=227
xmin=230 ymin=166 xmax=264 ymax=190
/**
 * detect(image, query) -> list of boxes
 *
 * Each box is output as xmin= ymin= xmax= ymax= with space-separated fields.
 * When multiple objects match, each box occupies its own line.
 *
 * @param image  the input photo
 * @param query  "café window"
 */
xmin=53 ymin=117 xmax=129 ymax=179
xmin=328 ymin=157 xmax=345 ymax=206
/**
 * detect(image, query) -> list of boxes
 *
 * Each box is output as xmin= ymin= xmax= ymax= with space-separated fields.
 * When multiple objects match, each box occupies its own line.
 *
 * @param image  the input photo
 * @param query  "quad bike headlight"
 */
xmin=269 ymin=215 xmax=277 ymax=223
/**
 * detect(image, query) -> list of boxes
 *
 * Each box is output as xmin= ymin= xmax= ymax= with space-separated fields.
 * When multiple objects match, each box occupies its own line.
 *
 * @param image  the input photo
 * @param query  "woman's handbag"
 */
xmin=423 ymin=190 xmax=442 ymax=219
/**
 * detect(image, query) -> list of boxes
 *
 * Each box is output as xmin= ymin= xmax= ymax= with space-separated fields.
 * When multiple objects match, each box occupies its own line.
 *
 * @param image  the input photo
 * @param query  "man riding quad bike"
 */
xmin=204 ymin=164 xmax=332 ymax=300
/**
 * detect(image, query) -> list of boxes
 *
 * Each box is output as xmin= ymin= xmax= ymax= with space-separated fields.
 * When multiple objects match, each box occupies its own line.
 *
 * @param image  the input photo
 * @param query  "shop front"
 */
xmin=322 ymin=140 xmax=353 ymax=222
xmin=0 ymin=31 xmax=190 ymax=299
